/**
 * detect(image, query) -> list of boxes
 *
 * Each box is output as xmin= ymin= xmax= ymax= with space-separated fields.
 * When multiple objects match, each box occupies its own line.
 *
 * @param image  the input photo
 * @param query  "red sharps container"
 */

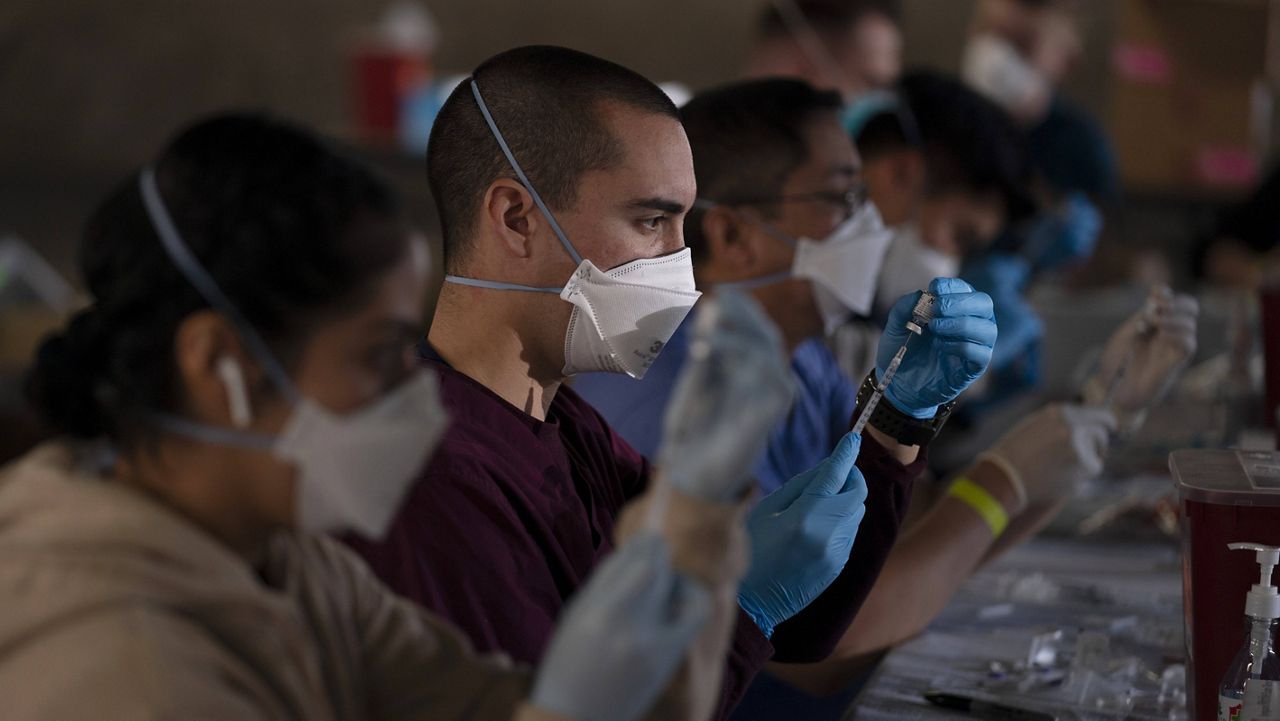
xmin=1172 ymin=449 xmax=1280 ymax=720
xmin=1262 ymin=285 xmax=1280 ymax=444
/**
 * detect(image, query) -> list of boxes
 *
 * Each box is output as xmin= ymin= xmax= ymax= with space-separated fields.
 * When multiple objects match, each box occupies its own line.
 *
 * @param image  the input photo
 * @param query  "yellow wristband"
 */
xmin=948 ymin=477 xmax=1009 ymax=538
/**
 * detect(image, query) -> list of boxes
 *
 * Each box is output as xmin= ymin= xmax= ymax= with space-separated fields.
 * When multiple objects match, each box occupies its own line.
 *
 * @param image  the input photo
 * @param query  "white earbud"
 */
xmin=215 ymin=356 xmax=253 ymax=429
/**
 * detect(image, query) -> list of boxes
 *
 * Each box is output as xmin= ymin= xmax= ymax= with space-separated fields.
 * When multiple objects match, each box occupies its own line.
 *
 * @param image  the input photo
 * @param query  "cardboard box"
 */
xmin=1108 ymin=0 xmax=1280 ymax=195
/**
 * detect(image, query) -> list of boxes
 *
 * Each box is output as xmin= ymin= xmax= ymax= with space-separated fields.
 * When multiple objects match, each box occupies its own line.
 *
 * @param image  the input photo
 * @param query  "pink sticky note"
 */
xmin=1113 ymin=44 xmax=1174 ymax=85
xmin=1195 ymin=147 xmax=1260 ymax=187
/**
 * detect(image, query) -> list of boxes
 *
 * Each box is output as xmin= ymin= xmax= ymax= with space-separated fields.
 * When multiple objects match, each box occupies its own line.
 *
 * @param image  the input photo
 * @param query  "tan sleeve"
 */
xmin=615 ymin=480 xmax=752 ymax=721
xmin=318 ymin=537 xmax=535 ymax=721
xmin=512 ymin=706 xmax=578 ymax=721
xmin=0 ymin=606 xmax=276 ymax=721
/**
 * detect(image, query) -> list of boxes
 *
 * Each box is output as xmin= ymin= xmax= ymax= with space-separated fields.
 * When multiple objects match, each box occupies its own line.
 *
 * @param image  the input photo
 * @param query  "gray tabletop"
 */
xmin=850 ymin=534 xmax=1184 ymax=721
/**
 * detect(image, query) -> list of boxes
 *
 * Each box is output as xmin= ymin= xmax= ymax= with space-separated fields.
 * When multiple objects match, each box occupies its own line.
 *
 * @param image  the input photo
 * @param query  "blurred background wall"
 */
xmin=0 ymin=0 xmax=1124 ymax=280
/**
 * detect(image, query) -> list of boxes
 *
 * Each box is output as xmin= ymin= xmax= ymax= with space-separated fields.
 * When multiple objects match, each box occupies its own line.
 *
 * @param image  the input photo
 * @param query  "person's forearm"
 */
xmin=643 ymin=585 xmax=743 ymax=721
xmin=614 ymin=478 xmax=750 ymax=588
xmin=865 ymin=424 xmax=920 ymax=465
xmin=981 ymin=497 xmax=1067 ymax=565
xmin=615 ymin=480 xmax=757 ymax=721
xmin=832 ymin=459 xmax=1019 ymax=658
xmin=833 ymin=502 xmax=1000 ymax=657
xmin=514 ymin=706 xmax=575 ymax=721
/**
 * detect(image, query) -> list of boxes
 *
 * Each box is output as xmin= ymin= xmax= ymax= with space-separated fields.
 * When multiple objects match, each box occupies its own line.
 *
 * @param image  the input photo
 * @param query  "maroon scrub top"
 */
xmin=345 ymin=344 xmax=925 ymax=719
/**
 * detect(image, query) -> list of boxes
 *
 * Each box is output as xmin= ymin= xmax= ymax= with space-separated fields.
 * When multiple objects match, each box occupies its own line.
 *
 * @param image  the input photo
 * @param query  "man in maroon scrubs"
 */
xmin=349 ymin=45 xmax=994 ymax=718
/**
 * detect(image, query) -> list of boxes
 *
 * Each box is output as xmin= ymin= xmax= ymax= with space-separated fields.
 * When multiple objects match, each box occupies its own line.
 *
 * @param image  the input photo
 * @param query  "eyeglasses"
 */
xmin=720 ymin=185 xmax=869 ymax=222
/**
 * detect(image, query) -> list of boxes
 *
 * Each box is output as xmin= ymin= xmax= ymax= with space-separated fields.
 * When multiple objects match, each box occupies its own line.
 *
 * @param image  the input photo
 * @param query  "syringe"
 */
xmin=851 ymin=291 xmax=937 ymax=435
xmin=1101 ymin=294 xmax=1161 ymax=408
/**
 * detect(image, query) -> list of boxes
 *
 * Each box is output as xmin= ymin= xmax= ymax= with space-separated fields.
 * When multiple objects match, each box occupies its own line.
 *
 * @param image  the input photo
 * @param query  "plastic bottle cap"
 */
xmin=1229 ymin=543 xmax=1280 ymax=619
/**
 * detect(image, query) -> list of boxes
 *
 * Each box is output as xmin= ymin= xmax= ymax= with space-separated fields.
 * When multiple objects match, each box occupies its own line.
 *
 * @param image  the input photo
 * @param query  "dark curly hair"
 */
xmin=25 ymin=112 xmax=408 ymax=446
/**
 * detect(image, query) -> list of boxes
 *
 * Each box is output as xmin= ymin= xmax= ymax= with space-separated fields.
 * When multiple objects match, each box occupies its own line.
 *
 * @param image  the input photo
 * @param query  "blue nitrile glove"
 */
xmin=877 ymin=277 xmax=998 ymax=419
xmin=961 ymin=253 xmax=1044 ymax=374
xmin=1025 ymin=191 xmax=1102 ymax=272
xmin=738 ymin=432 xmax=868 ymax=638
xmin=531 ymin=533 xmax=710 ymax=721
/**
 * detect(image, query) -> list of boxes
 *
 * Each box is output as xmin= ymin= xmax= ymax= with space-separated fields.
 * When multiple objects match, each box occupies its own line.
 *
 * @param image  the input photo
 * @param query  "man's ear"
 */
xmin=172 ymin=311 xmax=265 ymax=428
xmin=701 ymin=205 xmax=762 ymax=277
xmin=481 ymin=178 xmax=542 ymax=260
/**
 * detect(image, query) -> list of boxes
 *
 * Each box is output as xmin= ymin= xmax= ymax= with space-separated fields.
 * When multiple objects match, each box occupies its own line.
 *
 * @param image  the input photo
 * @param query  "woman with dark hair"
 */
xmin=0 ymin=112 xmax=739 ymax=721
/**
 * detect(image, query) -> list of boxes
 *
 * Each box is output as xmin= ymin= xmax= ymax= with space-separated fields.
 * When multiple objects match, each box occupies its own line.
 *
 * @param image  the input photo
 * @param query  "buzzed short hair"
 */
xmin=680 ymin=78 xmax=843 ymax=260
xmin=426 ymin=45 xmax=679 ymax=271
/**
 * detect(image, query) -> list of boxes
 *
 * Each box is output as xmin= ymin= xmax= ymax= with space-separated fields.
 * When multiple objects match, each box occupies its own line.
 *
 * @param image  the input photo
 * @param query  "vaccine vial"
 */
xmin=907 ymin=291 xmax=937 ymax=335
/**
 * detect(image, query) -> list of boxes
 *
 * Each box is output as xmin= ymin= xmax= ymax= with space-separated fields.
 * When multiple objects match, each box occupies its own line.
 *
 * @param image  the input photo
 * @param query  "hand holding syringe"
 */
xmin=852 ymin=291 xmax=937 ymax=435
xmin=1083 ymin=285 xmax=1199 ymax=434
xmin=860 ymin=278 xmax=998 ymax=437
xmin=1100 ymin=294 xmax=1160 ymax=408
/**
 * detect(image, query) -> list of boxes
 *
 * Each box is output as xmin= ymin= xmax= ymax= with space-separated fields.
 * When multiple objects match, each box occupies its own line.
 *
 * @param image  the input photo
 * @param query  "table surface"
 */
xmin=850 ymin=533 xmax=1184 ymax=721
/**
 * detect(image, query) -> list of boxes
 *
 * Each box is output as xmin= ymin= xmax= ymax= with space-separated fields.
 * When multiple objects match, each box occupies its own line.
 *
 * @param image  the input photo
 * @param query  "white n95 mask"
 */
xmin=874 ymin=222 xmax=961 ymax=317
xmin=795 ymin=203 xmax=894 ymax=332
xmin=443 ymin=80 xmax=700 ymax=380
xmin=706 ymin=200 xmax=894 ymax=334
xmin=962 ymin=34 xmax=1051 ymax=120
xmin=560 ymin=252 xmax=700 ymax=377
xmin=138 ymin=168 xmax=448 ymax=540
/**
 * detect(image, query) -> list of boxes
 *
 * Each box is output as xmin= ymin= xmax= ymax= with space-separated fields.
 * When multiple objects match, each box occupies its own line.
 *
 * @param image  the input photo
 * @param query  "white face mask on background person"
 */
xmin=874 ymin=222 xmax=961 ymax=317
xmin=705 ymin=200 xmax=894 ymax=334
xmin=962 ymin=34 xmax=1051 ymax=120
xmin=442 ymin=80 xmax=701 ymax=379
xmin=798 ymin=202 xmax=895 ymax=332
xmin=138 ymin=168 xmax=449 ymax=541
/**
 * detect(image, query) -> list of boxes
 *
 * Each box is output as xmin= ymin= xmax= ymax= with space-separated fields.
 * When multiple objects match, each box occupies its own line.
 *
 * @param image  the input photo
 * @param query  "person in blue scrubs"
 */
xmin=577 ymin=309 xmax=854 ymax=497
xmin=573 ymin=77 xmax=1135 ymax=720
xmin=849 ymin=72 xmax=1045 ymax=414
xmin=575 ymin=78 xmax=914 ymax=497
xmin=572 ymin=77 xmax=996 ymax=718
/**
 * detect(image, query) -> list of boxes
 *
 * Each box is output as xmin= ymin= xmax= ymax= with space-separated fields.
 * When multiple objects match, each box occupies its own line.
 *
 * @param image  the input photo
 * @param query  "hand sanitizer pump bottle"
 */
xmin=1220 ymin=543 xmax=1280 ymax=721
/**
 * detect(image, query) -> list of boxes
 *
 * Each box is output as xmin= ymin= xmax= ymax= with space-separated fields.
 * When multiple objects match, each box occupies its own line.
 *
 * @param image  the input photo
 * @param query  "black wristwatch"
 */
xmin=854 ymin=371 xmax=956 ymax=447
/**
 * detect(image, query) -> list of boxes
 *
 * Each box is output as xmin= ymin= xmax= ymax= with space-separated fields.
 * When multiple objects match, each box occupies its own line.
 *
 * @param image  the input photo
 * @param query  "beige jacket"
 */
xmin=0 ymin=443 xmax=745 ymax=721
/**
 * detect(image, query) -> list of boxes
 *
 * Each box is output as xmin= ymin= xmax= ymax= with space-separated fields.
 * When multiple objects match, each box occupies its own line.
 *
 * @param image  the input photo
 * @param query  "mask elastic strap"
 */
xmin=139 ymin=168 xmax=301 ymax=405
xmin=148 ymin=413 xmax=276 ymax=452
xmin=697 ymin=198 xmax=797 ymax=293
xmin=470 ymin=80 xmax=583 ymax=267
xmin=443 ymin=275 xmax=562 ymax=294
xmin=696 ymin=199 xmax=798 ymax=249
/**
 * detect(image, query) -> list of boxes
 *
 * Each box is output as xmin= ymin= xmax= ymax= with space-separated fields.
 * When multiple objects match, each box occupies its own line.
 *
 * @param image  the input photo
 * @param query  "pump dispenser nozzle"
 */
xmin=1229 ymin=543 xmax=1280 ymax=619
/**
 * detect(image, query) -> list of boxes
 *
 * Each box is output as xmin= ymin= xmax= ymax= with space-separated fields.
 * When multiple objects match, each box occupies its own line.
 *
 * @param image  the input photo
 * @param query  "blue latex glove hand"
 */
xmin=532 ymin=533 xmax=710 ymax=721
xmin=963 ymin=251 xmax=1032 ymax=297
xmin=738 ymin=432 xmax=868 ymax=638
xmin=962 ymin=254 xmax=1044 ymax=373
xmin=877 ymin=277 xmax=997 ymax=418
xmin=1025 ymin=191 xmax=1101 ymax=272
